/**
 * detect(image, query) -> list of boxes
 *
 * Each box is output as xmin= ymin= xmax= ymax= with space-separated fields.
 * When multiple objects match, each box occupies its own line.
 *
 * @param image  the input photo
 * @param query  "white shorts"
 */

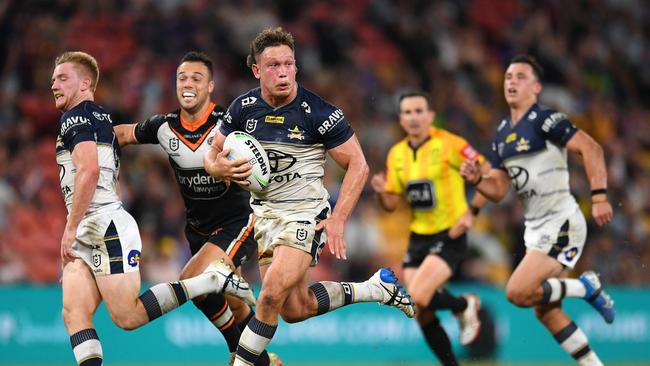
xmin=524 ymin=206 xmax=587 ymax=269
xmin=255 ymin=205 xmax=329 ymax=267
xmin=71 ymin=205 xmax=142 ymax=276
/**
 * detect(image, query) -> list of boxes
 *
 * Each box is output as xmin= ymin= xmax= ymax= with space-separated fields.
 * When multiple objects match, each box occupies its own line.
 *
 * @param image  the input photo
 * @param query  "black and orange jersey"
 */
xmin=132 ymin=103 xmax=252 ymax=233
xmin=384 ymin=127 xmax=485 ymax=235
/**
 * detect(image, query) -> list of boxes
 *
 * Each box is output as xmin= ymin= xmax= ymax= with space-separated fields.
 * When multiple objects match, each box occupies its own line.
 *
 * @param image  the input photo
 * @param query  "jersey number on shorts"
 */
xmin=406 ymin=180 xmax=436 ymax=210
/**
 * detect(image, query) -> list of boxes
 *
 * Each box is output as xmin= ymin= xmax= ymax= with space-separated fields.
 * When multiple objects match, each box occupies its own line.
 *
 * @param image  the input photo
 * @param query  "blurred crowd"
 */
xmin=0 ymin=0 xmax=648 ymax=285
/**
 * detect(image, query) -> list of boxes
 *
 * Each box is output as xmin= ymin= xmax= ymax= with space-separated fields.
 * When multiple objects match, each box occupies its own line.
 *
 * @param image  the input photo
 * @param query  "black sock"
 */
xmin=237 ymin=307 xmax=271 ymax=366
xmin=428 ymin=288 xmax=467 ymax=313
xmin=194 ymin=293 xmax=241 ymax=352
xmin=420 ymin=317 xmax=459 ymax=366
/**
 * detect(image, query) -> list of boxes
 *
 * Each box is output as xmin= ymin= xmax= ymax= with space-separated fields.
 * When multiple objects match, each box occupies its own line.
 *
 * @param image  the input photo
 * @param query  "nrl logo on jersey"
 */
xmin=287 ymin=126 xmax=305 ymax=140
xmin=169 ymin=137 xmax=179 ymax=151
xmin=506 ymin=133 xmax=517 ymax=144
xmin=245 ymin=119 xmax=258 ymax=133
xmin=515 ymin=137 xmax=530 ymax=152
xmin=241 ymin=96 xmax=257 ymax=107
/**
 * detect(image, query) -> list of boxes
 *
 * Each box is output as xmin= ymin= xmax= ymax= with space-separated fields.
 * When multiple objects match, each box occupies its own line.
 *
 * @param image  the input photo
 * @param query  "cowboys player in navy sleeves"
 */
xmin=461 ymin=55 xmax=614 ymax=366
xmin=203 ymin=27 xmax=415 ymax=366
xmin=114 ymin=51 xmax=280 ymax=366
xmin=53 ymin=51 xmax=254 ymax=366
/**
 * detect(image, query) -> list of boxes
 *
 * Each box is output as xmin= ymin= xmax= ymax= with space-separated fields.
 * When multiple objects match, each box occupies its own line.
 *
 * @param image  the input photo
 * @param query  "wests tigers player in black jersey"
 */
xmin=115 ymin=52 xmax=279 ymax=366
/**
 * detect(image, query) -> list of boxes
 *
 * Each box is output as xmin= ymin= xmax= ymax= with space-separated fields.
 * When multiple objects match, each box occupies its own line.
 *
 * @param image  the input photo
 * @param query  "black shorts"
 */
xmin=184 ymin=213 xmax=257 ymax=268
xmin=403 ymin=230 xmax=468 ymax=271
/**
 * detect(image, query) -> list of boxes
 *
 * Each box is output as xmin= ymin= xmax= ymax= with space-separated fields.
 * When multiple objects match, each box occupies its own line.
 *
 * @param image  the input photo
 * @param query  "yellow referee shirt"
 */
xmin=385 ymin=127 xmax=485 ymax=235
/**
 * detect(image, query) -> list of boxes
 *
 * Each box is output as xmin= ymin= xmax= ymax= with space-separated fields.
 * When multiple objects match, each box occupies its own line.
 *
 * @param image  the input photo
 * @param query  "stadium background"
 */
xmin=0 ymin=0 xmax=648 ymax=365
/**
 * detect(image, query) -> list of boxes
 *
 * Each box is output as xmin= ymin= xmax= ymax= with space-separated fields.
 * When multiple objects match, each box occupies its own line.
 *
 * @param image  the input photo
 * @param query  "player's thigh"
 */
xmin=408 ymin=255 xmax=452 ymax=304
xmin=183 ymin=215 xmax=256 ymax=276
xmin=283 ymin=262 xmax=312 ymax=303
xmin=281 ymin=265 xmax=314 ymax=320
xmin=95 ymin=271 xmax=142 ymax=319
xmin=181 ymin=242 xmax=236 ymax=280
xmin=402 ymin=231 xmax=461 ymax=299
xmin=507 ymin=249 xmax=565 ymax=295
xmin=61 ymin=259 xmax=102 ymax=334
xmin=403 ymin=267 xmax=418 ymax=287
xmin=260 ymin=245 xmax=312 ymax=303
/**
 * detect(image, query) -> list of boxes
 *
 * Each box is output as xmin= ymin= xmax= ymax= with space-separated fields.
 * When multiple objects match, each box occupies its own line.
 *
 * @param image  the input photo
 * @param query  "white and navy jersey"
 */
xmin=220 ymin=86 xmax=354 ymax=218
xmin=490 ymin=103 xmax=579 ymax=227
xmin=133 ymin=103 xmax=252 ymax=232
xmin=56 ymin=101 xmax=121 ymax=214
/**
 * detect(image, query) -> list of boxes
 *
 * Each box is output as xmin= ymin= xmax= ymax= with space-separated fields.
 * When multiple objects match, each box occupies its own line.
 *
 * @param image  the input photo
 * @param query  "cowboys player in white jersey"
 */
xmin=114 ymin=51 xmax=280 ymax=366
xmin=203 ymin=27 xmax=415 ymax=366
xmin=461 ymin=55 xmax=614 ymax=366
xmin=53 ymin=51 xmax=254 ymax=366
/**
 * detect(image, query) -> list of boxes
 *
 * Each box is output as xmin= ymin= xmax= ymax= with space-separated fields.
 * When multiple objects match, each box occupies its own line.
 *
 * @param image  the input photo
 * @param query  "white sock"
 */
xmin=139 ymin=274 xmax=217 ymax=321
xmin=309 ymin=280 xmax=385 ymax=315
xmin=70 ymin=328 xmax=103 ymax=366
xmin=554 ymin=321 xmax=603 ymax=366
xmin=542 ymin=278 xmax=586 ymax=303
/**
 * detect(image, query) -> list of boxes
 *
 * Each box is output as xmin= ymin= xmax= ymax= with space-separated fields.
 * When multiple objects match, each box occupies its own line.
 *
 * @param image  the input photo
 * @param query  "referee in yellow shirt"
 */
xmin=371 ymin=92 xmax=490 ymax=366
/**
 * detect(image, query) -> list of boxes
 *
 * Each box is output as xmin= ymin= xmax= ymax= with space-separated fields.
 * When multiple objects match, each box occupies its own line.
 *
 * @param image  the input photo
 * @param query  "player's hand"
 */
xmin=592 ymin=200 xmax=613 ymax=226
xmin=370 ymin=172 xmax=387 ymax=193
xmin=316 ymin=215 xmax=347 ymax=260
xmin=203 ymin=147 xmax=252 ymax=185
xmin=449 ymin=210 xmax=474 ymax=239
xmin=60 ymin=226 xmax=78 ymax=265
xmin=460 ymin=158 xmax=481 ymax=184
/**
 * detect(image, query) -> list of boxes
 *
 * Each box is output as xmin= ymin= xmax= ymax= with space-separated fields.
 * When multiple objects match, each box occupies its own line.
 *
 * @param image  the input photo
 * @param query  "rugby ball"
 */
xmin=223 ymin=131 xmax=270 ymax=193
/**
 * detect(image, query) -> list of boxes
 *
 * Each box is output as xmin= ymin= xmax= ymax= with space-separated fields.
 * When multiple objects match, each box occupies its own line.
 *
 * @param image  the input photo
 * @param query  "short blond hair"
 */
xmin=55 ymin=51 xmax=100 ymax=92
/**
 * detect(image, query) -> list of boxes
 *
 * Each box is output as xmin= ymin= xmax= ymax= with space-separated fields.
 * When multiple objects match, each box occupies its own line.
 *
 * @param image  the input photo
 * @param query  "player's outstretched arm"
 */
xmin=114 ymin=124 xmax=138 ymax=146
xmin=460 ymin=159 xmax=510 ymax=203
xmin=203 ymin=131 xmax=251 ymax=184
xmin=318 ymin=134 xmax=369 ymax=260
xmin=370 ymin=171 xmax=402 ymax=212
xmin=61 ymin=141 xmax=100 ymax=264
xmin=566 ymin=130 xmax=613 ymax=226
